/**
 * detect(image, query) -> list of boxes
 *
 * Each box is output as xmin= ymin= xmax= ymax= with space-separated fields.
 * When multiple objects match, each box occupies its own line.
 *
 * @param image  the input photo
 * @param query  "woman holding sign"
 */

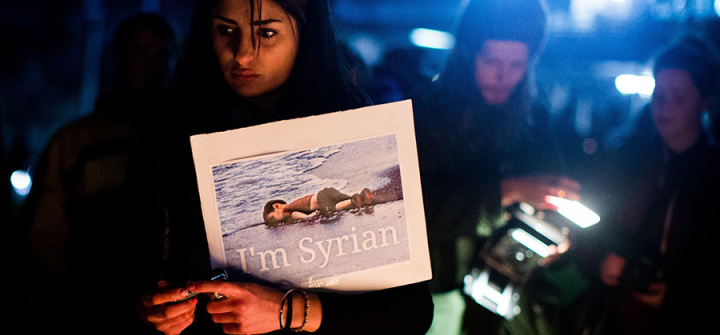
xmin=134 ymin=1 xmax=433 ymax=335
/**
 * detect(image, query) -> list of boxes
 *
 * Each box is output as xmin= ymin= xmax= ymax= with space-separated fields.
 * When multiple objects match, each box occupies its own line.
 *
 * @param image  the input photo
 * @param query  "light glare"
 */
xmin=409 ymin=28 xmax=455 ymax=50
xmin=546 ymin=196 xmax=601 ymax=228
xmin=510 ymin=229 xmax=551 ymax=258
xmin=11 ymin=170 xmax=32 ymax=196
xmin=615 ymin=74 xmax=655 ymax=97
xmin=464 ymin=270 xmax=517 ymax=319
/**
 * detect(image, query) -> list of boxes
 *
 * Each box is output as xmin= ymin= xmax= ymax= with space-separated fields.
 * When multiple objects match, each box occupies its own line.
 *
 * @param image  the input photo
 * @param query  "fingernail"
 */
xmin=180 ymin=289 xmax=189 ymax=297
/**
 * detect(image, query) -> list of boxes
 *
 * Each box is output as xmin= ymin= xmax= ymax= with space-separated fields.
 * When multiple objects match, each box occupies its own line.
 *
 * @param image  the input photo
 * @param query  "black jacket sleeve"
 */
xmin=314 ymin=281 xmax=434 ymax=335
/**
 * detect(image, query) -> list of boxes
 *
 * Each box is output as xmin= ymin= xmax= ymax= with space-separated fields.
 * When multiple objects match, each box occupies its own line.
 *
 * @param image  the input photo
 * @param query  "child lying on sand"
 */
xmin=263 ymin=187 xmax=373 ymax=226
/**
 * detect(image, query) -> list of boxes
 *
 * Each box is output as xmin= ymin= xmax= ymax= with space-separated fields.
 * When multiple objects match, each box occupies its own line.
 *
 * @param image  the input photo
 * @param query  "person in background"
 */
xmin=368 ymin=47 xmax=433 ymax=104
xmin=134 ymin=1 xmax=434 ymax=334
xmin=590 ymin=34 xmax=720 ymax=335
xmin=339 ymin=42 xmax=373 ymax=97
xmin=22 ymin=13 xmax=179 ymax=335
xmin=413 ymin=0 xmax=581 ymax=334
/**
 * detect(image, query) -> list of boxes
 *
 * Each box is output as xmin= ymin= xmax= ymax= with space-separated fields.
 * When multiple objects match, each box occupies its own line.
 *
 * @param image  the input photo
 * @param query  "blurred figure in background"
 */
xmin=368 ymin=47 xmax=433 ymax=104
xmin=708 ymin=89 xmax=720 ymax=143
xmin=584 ymin=34 xmax=720 ymax=335
xmin=413 ymin=0 xmax=581 ymax=334
xmin=22 ymin=13 xmax=178 ymax=334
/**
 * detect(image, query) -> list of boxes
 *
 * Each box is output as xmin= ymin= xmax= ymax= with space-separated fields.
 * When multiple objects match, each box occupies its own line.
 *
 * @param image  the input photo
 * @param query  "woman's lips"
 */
xmin=231 ymin=71 xmax=260 ymax=81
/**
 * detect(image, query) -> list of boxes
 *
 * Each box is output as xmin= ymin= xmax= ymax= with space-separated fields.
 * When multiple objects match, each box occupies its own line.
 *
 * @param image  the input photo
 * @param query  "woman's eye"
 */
xmin=216 ymin=25 xmax=236 ymax=36
xmin=258 ymin=29 xmax=277 ymax=39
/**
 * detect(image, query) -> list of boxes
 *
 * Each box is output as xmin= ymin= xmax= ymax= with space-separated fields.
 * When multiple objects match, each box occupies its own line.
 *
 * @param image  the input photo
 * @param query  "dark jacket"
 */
xmin=413 ymin=85 xmax=565 ymax=292
xmin=592 ymin=127 xmax=720 ymax=335
xmin=137 ymin=94 xmax=434 ymax=335
xmin=23 ymin=94 xmax=164 ymax=335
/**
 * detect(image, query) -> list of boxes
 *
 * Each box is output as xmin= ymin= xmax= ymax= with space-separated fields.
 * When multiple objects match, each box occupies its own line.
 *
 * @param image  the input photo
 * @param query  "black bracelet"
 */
xmin=279 ymin=288 xmax=311 ymax=332
xmin=285 ymin=291 xmax=293 ymax=331
xmin=279 ymin=289 xmax=294 ymax=331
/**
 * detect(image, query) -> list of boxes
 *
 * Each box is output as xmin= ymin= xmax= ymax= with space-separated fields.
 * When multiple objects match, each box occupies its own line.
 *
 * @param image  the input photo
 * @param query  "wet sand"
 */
xmin=308 ymin=135 xmax=401 ymax=196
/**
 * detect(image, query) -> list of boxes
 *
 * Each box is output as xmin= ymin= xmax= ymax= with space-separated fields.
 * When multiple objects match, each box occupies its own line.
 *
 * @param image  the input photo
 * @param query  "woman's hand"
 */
xmin=600 ymin=253 xmax=626 ymax=286
xmin=138 ymin=281 xmax=198 ymax=335
xmin=501 ymin=175 xmax=581 ymax=210
xmin=187 ymin=281 xmax=321 ymax=334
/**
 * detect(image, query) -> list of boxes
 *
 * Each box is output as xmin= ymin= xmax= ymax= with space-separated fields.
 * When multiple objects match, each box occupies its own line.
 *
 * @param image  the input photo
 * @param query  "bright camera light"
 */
xmin=11 ymin=170 xmax=32 ymax=196
xmin=510 ymin=229 xmax=551 ymax=258
xmin=615 ymin=74 xmax=655 ymax=97
xmin=546 ymin=196 xmax=600 ymax=228
xmin=409 ymin=28 xmax=455 ymax=50
xmin=463 ymin=269 xmax=518 ymax=319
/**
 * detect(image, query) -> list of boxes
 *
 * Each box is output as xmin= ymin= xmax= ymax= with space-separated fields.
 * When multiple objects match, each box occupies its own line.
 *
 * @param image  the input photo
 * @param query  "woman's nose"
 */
xmin=491 ymin=63 xmax=514 ymax=85
xmin=234 ymin=35 xmax=257 ymax=65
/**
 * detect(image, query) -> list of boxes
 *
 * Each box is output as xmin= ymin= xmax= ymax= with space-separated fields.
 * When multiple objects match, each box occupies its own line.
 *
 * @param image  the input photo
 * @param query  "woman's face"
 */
xmin=474 ymin=40 xmax=529 ymax=105
xmin=651 ymin=69 xmax=706 ymax=152
xmin=211 ymin=0 xmax=300 ymax=98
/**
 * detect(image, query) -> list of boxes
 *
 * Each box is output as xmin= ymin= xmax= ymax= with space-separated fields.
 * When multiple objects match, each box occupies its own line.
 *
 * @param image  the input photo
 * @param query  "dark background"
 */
xmin=2 ymin=0 xmax=720 ymax=223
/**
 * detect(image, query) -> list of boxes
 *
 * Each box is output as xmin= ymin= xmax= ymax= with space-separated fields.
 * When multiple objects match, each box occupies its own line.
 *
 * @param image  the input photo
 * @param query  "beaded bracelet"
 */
xmin=279 ymin=288 xmax=310 ymax=332
xmin=291 ymin=289 xmax=310 ymax=332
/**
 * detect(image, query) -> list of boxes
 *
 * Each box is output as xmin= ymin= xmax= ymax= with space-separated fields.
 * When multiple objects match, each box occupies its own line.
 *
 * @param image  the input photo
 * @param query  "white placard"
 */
xmin=190 ymin=100 xmax=431 ymax=291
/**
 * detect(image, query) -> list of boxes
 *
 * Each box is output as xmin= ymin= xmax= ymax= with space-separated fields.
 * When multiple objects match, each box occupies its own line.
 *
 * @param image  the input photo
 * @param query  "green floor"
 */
xmin=427 ymin=290 xmax=466 ymax=335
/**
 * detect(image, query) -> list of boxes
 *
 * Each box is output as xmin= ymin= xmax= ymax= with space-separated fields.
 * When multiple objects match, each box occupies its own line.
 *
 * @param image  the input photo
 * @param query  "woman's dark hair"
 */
xmin=452 ymin=0 xmax=548 ymax=62
xmin=171 ymin=0 xmax=369 ymax=119
xmin=425 ymin=0 xmax=548 ymax=149
xmin=653 ymin=34 xmax=720 ymax=99
xmin=437 ymin=0 xmax=548 ymax=97
xmin=652 ymin=33 xmax=720 ymax=143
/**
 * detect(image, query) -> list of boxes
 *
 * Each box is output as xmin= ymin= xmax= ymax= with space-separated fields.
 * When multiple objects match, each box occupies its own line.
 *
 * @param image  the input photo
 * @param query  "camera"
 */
xmin=463 ymin=201 xmax=600 ymax=319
